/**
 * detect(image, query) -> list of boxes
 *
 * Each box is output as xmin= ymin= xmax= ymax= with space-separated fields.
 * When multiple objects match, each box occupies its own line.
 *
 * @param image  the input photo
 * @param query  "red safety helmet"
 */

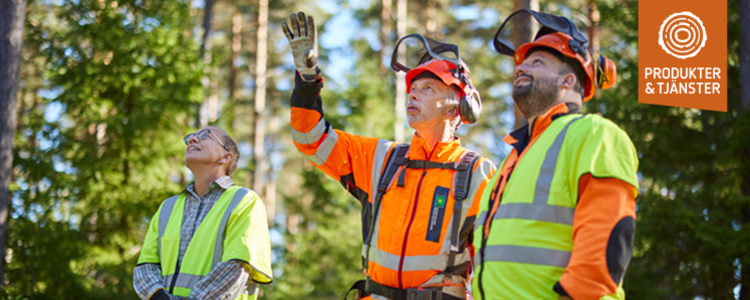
xmin=405 ymin=59 xmax=472 ymax=96
xmin=493 ymin=9 xmax=617 ymax=102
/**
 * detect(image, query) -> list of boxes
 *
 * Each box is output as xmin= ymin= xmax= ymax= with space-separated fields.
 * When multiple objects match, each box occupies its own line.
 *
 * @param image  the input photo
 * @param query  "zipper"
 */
xmin=396 ymin=145 xmax=437 ymax=289
xmin=397 ymin=169 xmax=427 ymax=288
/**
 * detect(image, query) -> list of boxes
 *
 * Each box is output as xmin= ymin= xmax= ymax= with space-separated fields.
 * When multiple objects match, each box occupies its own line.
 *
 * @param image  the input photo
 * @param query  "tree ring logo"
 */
xmin=658 ymin=12 xmax=707 ymax=59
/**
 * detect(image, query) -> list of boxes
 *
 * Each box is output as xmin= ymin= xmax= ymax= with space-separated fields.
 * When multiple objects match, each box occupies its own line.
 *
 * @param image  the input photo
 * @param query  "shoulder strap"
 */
xmin=445 ymin=150 xmax=481 ymax=280
xmin=362 ymin=143 xmax=409 ymax=270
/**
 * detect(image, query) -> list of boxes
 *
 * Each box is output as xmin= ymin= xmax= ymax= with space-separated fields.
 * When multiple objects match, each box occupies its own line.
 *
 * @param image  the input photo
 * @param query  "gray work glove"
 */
xmin=282 ymin=12 xmax=320 ymax=82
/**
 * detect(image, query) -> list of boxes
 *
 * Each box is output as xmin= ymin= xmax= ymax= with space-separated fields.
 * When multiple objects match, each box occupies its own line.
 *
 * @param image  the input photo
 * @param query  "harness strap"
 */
xmin=406 ymin=160 xmax=466 ymax=170
xmin=347 ymin=278 xmax=464 ymax=300
xmin=364 ymin=144 xmax=410 ymax=269
xmin=445 ymin=151 xmax=479 ymax=280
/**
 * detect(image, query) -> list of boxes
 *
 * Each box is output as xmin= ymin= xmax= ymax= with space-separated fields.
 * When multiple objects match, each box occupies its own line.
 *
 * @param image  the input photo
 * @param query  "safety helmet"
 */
xmin=391 ymin=34 xmax=482 ymax=124
xmin=493 ymin=9 xmax=617 ymax=102
xmin=405 ymin=59 xmax=471 ymax=97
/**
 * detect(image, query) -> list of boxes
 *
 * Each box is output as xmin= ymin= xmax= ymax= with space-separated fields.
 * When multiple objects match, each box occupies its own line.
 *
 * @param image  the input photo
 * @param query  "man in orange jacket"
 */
xmin=282 ymin=12 xmax=496 ymax=300
xmin=472 ymin=10 xmax=637 ymax=300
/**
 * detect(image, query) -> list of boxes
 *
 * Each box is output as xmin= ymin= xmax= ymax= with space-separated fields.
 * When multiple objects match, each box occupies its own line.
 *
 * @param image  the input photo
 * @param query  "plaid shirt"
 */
xmin=133 ymin=176 xmax=254 ymax=300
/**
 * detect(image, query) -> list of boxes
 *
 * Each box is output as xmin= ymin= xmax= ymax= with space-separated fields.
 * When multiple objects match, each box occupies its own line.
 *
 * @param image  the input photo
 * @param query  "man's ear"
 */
xmin=221 ymin=152 xmax=234 ymax=165
xmin=446 ymin=105 xmax=460 ymax=119
xmin=560 ymin=72 xmax=577 ymax=90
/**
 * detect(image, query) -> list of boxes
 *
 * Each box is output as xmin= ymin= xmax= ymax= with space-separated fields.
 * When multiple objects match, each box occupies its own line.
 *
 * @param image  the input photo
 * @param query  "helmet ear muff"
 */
xmin=458 ymin=88 xmax=482 ymax=124
xmin=596 ymin=54 xmax=617 ymax=90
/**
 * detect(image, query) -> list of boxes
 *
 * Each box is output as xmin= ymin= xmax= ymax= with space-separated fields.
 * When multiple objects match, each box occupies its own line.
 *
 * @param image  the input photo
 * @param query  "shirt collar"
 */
xmin=184 ymin=176 xmax=235 ymax=198
xmin=408 ymin=133 xmax=464 ymax=162
xmin=503 ymin=102 xmax=581 ymax=154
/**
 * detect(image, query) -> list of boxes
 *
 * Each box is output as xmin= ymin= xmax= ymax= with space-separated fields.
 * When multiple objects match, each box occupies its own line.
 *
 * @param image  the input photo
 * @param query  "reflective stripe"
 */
xmin=493 ymin=203 xmax=575 ymax=225
xmin=369 ymin=247 xmax=470 ymax=272
xmin=368 ymin=217 xmax=470 ymax=272
xmin=164 ymin=273 xmax=257 ymax=296
xmin=158 ymin=195 xmax=179 ymax=257
xmin=480 ymin=245 xmax=571 ymax=268
xmin=370 ymin=139 xmax=395 ymax=205
xmin=533 ymin=115 xmax=584 ymax=205
xmin=174 ymin=273 xmax=204 ymax=289
xmin=212 ymin=188 xmax=250 ymax=267
xmin=363 ymin=139 xmax=395 ymax=259
xmin=292 ymin=118 xmax=326 ymax=145
xmin=475 ymin=211 xmax=487 ymax=232
xmin=307 ymin=126 xmax=339 ymax=165
xmin=460 ymin=159 xmax=494 ymax=231
xmin=247 ymin=283 xmax=258 ymax=295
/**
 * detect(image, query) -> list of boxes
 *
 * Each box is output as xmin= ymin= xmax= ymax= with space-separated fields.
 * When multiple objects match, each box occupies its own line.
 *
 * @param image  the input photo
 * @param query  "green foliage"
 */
xmin=596 ymin=0 xmax=750 ymax=298
xmin=10 ymin=0 xmax=202 ymax=298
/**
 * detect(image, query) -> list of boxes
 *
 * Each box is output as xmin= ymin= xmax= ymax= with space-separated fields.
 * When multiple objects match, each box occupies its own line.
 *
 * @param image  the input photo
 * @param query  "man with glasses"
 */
xmin=133 ymin=126 xmax=273 ymax=300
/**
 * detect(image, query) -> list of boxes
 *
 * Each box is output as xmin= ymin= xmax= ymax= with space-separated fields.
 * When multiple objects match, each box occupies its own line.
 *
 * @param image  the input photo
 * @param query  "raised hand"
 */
xmin=282 ymin=12 xmax=319 ymax=81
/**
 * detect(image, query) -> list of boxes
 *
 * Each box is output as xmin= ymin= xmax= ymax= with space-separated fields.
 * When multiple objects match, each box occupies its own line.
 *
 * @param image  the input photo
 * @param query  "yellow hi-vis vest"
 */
xmin=472 ymin=114 xmax=638 ymax=299
xmin=138 ymin=186 xmax=273 ymax=300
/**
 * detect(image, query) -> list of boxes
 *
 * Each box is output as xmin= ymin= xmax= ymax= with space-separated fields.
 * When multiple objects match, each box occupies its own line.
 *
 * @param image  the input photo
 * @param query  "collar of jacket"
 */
xmin=503 ymin=102 xmax=581 ymax=154
xmin=408 ymin=133 xmax=464 ymax=162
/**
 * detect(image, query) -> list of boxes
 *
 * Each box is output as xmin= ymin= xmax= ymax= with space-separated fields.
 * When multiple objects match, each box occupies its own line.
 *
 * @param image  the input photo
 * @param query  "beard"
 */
xmin=512 ymin=74 xmax=560 ymax=119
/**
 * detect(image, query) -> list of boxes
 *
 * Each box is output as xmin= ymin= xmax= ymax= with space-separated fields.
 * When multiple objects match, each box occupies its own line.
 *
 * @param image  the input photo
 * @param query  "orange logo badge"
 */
xmin=639 ymin=0 xmax=727 ymax=111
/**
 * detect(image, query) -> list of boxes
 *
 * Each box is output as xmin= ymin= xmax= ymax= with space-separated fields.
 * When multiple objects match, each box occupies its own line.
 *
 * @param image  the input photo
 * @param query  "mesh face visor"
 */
xmin=391 ymin=34 xmax=463 ymax=73
xmin=492 ymin=9 xmax=590 ymax=59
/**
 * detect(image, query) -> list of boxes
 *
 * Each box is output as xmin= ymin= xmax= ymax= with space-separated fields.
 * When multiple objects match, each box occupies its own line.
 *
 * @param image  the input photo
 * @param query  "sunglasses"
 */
xmin=183 ymin=129 xmax=229 ymax=152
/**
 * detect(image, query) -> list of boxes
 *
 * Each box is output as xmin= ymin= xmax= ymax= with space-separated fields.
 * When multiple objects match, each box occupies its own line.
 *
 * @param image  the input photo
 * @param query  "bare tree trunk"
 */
xmin=380 ymin=0 xmax=392 ymax=76
xmin=199 ymin=0 xmax=215 ymax=58
xmin=195 ymin=0 xmax=215 ymax=127
xmin=394 ymin=0 xmax=407 ymax=143
xmin=228 ymin=8 xmax=242 ymax=101
xmin=253 ymin=0 xmax=269 ymax=202
xmin=511 ymin=0 xmax=538 ymax=130
xmin=265 ymin=103 xmax=278 ymax=224
xmin=0 ymin=0 xmax=27 ymax=284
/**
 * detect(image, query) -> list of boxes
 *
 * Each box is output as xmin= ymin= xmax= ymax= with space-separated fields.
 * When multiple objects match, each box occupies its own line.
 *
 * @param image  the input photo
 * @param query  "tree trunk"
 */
xmin=265 ymin=102 xmax=279 ymax=224
xmin=195 ymin=0 xmax=215 ymax=127
xmin=394 ymin=0 xmax=407 ymax=142
xmin=253 ymin=0 xmax=269 ymax=202
xmin=228 ymin=8 xmax=242 ymax=101
xmin=511 ymin=0 xmax=538 ymax=130
xmin=0 ymin=0 xmax=27 ymax=285
xmin=380 ymin=0 xmax=392 ymax=76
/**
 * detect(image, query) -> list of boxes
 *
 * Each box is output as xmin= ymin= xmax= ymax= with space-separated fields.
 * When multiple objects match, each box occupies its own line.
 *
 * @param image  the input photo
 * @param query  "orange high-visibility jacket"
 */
xmin=290 ymin=73 xmax=496 ymax=293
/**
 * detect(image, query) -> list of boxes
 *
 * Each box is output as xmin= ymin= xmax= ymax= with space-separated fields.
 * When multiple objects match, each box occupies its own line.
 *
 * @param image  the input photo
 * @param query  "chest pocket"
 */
xmin=426 ymin=186 xmax=450 ymax=243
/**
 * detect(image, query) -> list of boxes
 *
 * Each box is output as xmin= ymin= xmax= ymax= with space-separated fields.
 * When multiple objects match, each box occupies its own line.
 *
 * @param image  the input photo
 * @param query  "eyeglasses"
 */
xmin=184 ymin=129 xmax=229 ymax=152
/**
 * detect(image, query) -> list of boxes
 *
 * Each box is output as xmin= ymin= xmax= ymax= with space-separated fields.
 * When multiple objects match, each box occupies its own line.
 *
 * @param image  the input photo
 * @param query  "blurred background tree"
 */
xmin=0 ymin=0 xmax=747 ymax=299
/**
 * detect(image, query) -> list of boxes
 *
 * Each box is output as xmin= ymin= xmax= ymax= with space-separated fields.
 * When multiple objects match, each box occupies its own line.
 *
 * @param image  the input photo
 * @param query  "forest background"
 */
xmin=1 ymin=0 xmax=749 ymax=299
